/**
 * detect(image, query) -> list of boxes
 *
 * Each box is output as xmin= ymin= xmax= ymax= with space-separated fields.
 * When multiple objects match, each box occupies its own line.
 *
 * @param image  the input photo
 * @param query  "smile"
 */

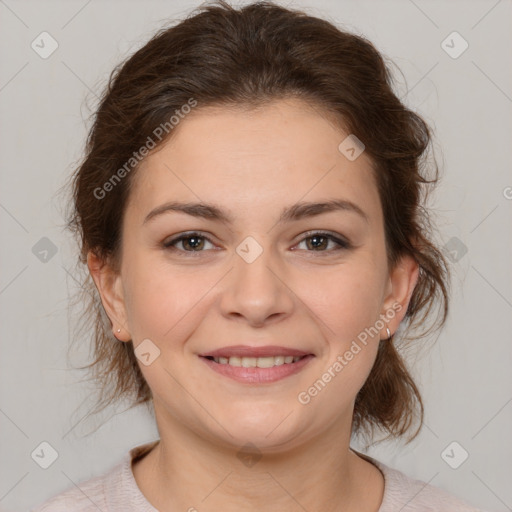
xmin=208 ymin=355 xmax=302 ymax=367
xmin=199 ymin=354 xmax=314 ymax=384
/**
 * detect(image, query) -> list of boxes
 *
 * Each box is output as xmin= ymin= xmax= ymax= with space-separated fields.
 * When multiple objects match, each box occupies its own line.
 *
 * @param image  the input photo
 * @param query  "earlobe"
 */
xmin=382 ymin=254 xmax=420 ymax=333
xmin=86 ymin=251 xmax=130 ymax=341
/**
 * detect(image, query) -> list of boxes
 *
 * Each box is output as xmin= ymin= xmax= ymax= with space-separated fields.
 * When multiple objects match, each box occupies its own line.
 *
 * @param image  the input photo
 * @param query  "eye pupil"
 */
xmin=184 ymin=236 xmax=204 ymax=250
xmin=307 ymin=235 xmax=327 ymax=250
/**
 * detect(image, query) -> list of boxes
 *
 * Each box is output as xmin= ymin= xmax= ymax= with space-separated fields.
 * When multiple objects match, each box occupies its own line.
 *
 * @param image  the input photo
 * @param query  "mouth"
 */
xmin=198 ymin=346 xmax=315 ymax=384
xmin=202 ymin=354 xmax=305 ymax=367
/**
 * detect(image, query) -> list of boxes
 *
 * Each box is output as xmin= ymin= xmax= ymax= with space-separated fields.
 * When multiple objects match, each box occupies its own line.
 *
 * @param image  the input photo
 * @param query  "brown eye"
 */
xmin=305 ymin=234 xmax=329 ymax=251
xmin=296 ymin=232 xmax=351 ymax=252
xmin=163 ymin=232 xmax=214 ymax=253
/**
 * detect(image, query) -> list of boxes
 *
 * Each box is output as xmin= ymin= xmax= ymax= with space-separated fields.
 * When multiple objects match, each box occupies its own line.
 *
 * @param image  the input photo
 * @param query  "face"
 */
xmin=90 ymin=98 xmax=418 ymax=452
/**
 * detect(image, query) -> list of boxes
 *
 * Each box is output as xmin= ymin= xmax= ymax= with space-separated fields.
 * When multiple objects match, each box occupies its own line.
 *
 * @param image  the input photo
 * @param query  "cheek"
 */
xmin=122 ymin=254 xmax=179 ymax=340
xmin=299 ymin=261 xmax=384 ymax=390
xmin=302 ymin=260 xmax=384 ymax=340
xmin=122 ymin=254 xmax=216 ymax=345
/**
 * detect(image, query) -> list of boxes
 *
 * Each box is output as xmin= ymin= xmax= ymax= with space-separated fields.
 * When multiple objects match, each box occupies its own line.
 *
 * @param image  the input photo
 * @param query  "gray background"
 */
xmin=1 ymin=0 xmax=511 ymax=510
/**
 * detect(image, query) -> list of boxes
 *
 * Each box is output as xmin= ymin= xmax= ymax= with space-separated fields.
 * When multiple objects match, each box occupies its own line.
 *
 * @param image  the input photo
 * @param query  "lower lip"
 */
xmin=199 ymin=355 xmax=315 ymax=384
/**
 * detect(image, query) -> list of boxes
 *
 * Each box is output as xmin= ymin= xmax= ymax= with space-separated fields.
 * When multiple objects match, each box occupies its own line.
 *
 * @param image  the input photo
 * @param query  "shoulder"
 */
xmin=28 ymin=469 xmax=113 ymax=511
xmin=29 ymin=441 xmax=159 ymax=512
xmin=354 ymin=450 xmax=485 ymax=512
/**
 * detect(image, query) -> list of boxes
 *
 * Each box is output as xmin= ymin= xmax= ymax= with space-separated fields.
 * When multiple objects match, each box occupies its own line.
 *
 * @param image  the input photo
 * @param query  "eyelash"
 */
xmin=162 ymin=231 xmax=351 ymax=256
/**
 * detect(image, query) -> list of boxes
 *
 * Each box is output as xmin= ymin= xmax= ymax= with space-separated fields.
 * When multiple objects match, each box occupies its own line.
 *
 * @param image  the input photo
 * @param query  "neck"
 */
xmin=133 ymin=408 xmax=384 ymax=512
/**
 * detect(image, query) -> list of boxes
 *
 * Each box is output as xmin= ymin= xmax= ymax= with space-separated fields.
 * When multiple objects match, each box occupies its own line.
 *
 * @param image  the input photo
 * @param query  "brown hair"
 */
xmin=64 ymin=0 xmax=450 ymax=444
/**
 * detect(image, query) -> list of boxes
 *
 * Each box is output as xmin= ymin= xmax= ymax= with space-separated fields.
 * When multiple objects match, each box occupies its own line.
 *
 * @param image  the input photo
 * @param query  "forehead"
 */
xmin=126 ymin=99 xmax=382 ymax=227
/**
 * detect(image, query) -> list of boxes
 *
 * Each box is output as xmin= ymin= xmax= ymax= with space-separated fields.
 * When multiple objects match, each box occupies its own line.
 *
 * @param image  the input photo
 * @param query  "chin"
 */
xmin=208 ymin=404 xmax=312 ymax=453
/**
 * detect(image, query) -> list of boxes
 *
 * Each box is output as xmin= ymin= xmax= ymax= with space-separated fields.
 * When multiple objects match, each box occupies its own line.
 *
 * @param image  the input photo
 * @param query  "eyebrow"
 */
xmin=142 ymin=199 xmax=369 ymax=226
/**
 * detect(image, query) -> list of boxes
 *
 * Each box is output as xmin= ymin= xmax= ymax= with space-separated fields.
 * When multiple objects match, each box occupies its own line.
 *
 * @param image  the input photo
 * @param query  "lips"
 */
xmin=198 ymin=345 xmax=315 ymax=384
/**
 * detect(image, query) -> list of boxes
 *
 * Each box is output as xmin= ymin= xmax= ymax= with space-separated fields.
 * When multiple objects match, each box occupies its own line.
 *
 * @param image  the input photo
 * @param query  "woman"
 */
xmin=30 ymin=1 xmax=485 ymax=510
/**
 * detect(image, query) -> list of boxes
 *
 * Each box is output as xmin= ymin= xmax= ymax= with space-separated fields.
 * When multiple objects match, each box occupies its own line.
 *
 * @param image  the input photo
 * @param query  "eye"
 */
xmin=162 ymin=230 xmax=351 ymax=256
xmin=294 ymin=231 xmax=351 ymax=253
xmin=163 ymin=232 xmax=215 ymax=254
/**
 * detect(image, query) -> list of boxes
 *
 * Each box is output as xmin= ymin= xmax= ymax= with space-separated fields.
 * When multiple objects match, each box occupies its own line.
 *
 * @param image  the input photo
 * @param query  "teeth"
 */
xmin=212 ymin=355 xmax=302 ymax=367
xmin=256 ymin=357 xmax=275 ymax=368
xmin=241 ymin=357 xmax=257 ymax=368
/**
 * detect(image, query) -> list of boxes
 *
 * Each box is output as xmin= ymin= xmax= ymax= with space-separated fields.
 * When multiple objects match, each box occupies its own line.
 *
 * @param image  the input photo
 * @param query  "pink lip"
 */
xmin=199 ymin=353 xmax=315 ymax=384
xmin=199 ymin=345 xmax=312 ymax=358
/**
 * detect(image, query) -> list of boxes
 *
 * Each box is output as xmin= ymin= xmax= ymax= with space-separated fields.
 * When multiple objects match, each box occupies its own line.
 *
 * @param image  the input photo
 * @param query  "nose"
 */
xmin=219 ymin=242 xmax=295 ymax=327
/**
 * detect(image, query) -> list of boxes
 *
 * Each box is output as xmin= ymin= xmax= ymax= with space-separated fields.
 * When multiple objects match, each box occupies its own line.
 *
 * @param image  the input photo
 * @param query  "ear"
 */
xmin=381 ymin=253 xmax=419 ymax=337
xmin=87 ymin=251 xmax=131 ymax=342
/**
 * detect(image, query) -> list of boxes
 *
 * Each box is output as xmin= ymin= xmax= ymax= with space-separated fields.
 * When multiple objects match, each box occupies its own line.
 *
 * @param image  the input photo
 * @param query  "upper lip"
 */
xmin=199 ymin=345 xmax=313 ymax=358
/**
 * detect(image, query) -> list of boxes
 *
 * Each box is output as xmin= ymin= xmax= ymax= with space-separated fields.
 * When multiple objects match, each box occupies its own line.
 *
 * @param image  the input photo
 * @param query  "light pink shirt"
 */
xmin=30 ymin=441 xmax=484 ymax=511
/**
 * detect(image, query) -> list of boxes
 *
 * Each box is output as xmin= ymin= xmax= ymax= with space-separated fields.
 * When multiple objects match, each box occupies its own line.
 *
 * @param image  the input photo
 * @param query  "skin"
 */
xmin=88 ymin=98 xmax=419 ymax=512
